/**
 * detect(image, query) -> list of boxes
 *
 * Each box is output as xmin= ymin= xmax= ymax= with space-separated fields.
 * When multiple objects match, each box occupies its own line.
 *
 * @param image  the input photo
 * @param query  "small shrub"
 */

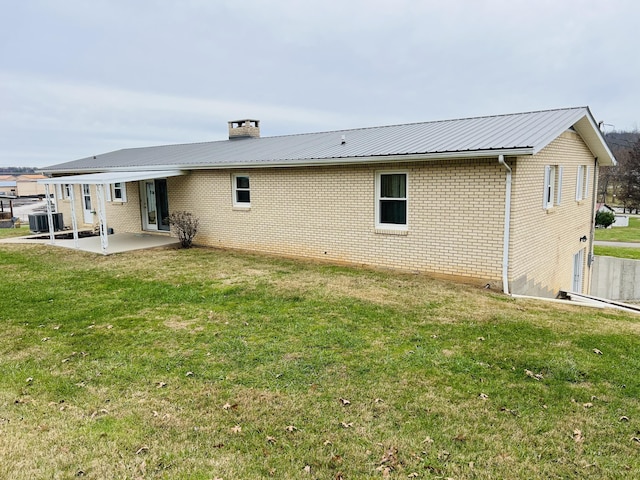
xmin=167 ymin=211 xmax=200 ymax=248
xmin=595 ymin=210 xmax=616 ymax=229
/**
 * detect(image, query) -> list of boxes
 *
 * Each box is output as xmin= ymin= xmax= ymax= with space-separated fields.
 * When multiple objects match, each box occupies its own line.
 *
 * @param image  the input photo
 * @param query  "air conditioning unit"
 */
xmin=28 ymin=213 xmax=64 ymax=233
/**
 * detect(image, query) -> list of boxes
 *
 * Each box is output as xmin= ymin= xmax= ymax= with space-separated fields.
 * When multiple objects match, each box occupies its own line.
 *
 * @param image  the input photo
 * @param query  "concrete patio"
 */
xmin=0 ymin=231 xmax=180 ymax=255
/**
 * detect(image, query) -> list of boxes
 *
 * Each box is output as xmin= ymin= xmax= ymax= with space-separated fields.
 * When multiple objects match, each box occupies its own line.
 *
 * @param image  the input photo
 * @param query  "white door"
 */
xmin=82 ymin=184 xmax=93 ymax=224
xmin=572 ymin=249 xmax=584 ymax=293
xmin=142 ymin=180 xmax=158 ymax=230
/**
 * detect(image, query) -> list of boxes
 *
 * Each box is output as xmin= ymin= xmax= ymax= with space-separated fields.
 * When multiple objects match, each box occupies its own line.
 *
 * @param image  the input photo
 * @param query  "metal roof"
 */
xmin=40 ymin=107 xmax=616 ymax=173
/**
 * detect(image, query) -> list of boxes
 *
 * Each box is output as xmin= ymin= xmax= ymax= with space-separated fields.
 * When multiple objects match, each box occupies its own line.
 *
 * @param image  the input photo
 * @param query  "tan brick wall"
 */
xmin=55 ymin=183 xmax=143 ymax=233
xmin=169 ymin=159 xmax=506 ymax=284
xmin=508 ymin=131 xmax=597 ymax=297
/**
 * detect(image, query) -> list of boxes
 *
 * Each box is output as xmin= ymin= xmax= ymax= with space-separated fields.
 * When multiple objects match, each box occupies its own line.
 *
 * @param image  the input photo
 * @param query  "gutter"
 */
xmin=498 ymin=155 xmax=512 ymax=295
xmin=587 ymin=157 xmax=598 ymax=274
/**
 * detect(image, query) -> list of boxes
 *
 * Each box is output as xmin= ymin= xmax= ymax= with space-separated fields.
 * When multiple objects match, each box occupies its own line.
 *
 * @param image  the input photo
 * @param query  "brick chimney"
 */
xmin=228 ymin=119 xmax=260 ymax=139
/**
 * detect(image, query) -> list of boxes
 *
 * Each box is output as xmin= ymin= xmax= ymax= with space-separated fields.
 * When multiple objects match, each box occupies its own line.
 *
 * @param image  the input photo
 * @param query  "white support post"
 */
xmin=69 ymin=185 xmax=79 ymax=249
xmin=95 ymin=184 xmax=109 ymax=255
xmin=44 ymin=184 xmax=55 ymax=245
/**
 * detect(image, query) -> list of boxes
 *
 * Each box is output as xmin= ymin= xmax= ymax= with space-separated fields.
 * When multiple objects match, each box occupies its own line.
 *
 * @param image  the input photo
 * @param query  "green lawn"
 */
xmin=594 ymin=245 xmax=640 ymax=260
xmin=1 ymin=244 xmax=639 ymax=479
xmin=594 ymin=216 xmax=640 ymax=243
xmin=0 ymin=225 xmax=30 ymax=238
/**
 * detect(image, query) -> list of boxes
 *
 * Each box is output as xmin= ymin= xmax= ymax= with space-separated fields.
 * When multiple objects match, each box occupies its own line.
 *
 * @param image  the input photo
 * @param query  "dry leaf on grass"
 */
xmin=479 ymin=393 xmax=489 ymax=400
xmin=303 ymin=465 xmax=311 ymax=474
xmin=266 ymin=436 xmax=276 ymax=444
xmin=340 ymin=422 xmax=353 ymax=428
xmin=573 ymin=429 xmax=583 ymax=443
xmin=339 ymin=398 xmax=351 ymax=406
xmin=231 ymin=425 xmax=242 ymax=434
xmin=285 ymin=425 xmax=297 ymax=432
xmin=593 ymin=348 xmax=603 ymax=355
xmin=135 ymin=446 xmax=149 ymax=455
xmin=620 ymin=416 xmax=629 ymax=422
xmin=525 ymin=369 xmax=544 ymax=380
xmin=583 ymin=402 xmax=593 ymax=408
xmin=156 ymin=381 xmax=167 ymax=388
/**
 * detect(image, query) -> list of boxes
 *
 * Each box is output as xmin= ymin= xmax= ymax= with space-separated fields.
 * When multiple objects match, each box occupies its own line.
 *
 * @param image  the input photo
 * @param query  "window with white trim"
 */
xmin=543 ymin=165 xmax=563 ymax=209
xmin=576 ymin=165 xmax=589 ymax=201
xmin=543 ymin=165 xmax=556 ymax=209
xmin=232 ymin=174 xmax=251 ymax=207
xmin=64 ymin=184 xmax=72 ymax=199
xmin=376 ymin=172 xmax=408 ymax=229
xmin=111 ymin=182 xmax=127 ymax=202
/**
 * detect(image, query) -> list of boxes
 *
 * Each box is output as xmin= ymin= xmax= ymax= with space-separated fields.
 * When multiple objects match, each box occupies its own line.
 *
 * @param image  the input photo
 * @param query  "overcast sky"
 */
xmin=1 ymin=0 xmax=638 ymax=168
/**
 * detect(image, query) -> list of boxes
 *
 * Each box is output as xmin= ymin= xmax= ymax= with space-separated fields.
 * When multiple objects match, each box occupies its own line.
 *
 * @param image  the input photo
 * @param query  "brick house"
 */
xmin=39 ymin=107 xmax=615 ymax=298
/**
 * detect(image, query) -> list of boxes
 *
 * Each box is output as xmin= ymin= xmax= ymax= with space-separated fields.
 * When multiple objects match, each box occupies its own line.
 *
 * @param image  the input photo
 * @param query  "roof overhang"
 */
xmin=37 ymin=170 xmax=186 ymax=185
xmin=530 ymin=107 xmax=616 ymax=166
xmin=572 ymin=114 xmax=617 ymax=166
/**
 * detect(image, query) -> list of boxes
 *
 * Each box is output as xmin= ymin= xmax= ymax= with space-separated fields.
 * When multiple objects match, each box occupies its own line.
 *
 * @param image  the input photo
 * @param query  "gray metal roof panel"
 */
xmin=41 ymin=107 xmax=614 ymax=172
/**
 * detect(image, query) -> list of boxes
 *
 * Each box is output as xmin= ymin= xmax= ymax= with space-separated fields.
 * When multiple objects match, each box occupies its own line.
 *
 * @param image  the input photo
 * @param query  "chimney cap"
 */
xmin=228 ymin=119 xmax=261 ymax=139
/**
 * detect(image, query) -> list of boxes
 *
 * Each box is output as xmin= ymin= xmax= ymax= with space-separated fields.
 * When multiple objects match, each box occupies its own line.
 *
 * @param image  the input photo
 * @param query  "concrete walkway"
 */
xmin=0 ymin=232 xmax=180 ymax=255
xmin=594 ymin=241 xmax=640 ymax=248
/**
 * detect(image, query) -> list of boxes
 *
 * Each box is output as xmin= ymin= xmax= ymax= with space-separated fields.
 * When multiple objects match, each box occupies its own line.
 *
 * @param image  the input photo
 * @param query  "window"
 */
xmin=57 ymin=184 xmax=71 ymax=199
xmin=233 ymin=174 xmax=251 ymax=207
xmin=111 ymin=182 xmax=127 ymax=202
xmin=543 ymin=165 xmax=556 ymax=209
xmin=376 ymin=172 xmax=407 ymax=229
xmin=543 ymin=165 xmax=563 ymax=209
xmin=576 ymin=165 xmax=589 ymax=201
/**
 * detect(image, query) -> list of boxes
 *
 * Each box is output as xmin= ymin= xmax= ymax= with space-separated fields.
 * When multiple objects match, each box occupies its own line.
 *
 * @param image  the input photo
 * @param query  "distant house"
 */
xmin=0 ymin=174 xmax=48 ymax=197
xmin=597 ymin=203 xmax=629 ymax=227
xmin=39 ymin=107 xmax=616 ymax=298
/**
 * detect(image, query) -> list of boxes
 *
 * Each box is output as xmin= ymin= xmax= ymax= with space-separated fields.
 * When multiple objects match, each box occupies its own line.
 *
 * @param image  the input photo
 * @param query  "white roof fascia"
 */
xmin=38 ymin=170 xmax=185 ymax=185
xmin=572 ymin=113 xmax=617 ymax=166
xmin=530 ymin=108 xmax=616 ymax=166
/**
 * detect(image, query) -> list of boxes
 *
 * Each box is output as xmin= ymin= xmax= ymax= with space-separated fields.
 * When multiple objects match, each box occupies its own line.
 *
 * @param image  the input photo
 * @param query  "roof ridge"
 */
xmin=116 ymin=107 xmax=590 ymax=152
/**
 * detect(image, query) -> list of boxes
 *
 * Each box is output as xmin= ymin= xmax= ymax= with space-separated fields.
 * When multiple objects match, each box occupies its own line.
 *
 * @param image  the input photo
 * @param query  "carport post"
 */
xmin=95 ymin=183 xmax=109 ymax=255
xmin=44 ymin=184 xmax=55 ymax=245
xmin=68 ymin=184 xmax=79 ymax=248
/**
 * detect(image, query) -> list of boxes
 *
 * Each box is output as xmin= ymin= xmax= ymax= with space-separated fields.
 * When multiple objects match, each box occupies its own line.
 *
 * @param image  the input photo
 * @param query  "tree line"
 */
xmin=600 ymin=130 xmax=640 ymax=213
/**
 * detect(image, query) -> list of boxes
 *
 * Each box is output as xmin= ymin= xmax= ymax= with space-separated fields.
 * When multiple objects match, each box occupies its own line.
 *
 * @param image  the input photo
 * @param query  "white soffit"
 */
xmin=37 ymin=170 xmax=185 ymax=185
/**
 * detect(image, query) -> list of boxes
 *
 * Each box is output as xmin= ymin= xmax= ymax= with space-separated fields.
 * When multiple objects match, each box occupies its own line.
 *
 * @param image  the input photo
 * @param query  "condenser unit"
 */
xmin=28 ymin=212 xmax=64 ymax=233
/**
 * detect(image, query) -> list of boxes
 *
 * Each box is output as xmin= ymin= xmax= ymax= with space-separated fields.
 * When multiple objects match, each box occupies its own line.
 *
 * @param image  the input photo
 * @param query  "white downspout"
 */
xmin=586 ymin=157 xmax=598 ymax=292
xmin=498 ymin=155 xmax=512 ymax=295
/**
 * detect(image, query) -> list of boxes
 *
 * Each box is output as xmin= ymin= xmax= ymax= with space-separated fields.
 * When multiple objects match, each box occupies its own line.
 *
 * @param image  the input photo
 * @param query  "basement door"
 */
xmin=141 ymin=179 xmax=170 ymax=231
xmin=572 ymin=249 xmax=585 ymax=293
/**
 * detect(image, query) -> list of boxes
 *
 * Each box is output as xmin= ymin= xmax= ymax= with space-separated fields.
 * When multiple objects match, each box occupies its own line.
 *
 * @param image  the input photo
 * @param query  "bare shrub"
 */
xmin=167 ymin=211 xmax=200 ymax=248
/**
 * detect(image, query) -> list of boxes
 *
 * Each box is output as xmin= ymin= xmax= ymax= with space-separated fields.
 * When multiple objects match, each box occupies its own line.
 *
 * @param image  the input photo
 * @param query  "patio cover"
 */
xmin=37 ymin=170 xmax=185 ymax=254
xmin=37 ymin=170 xmax=184 ymax=185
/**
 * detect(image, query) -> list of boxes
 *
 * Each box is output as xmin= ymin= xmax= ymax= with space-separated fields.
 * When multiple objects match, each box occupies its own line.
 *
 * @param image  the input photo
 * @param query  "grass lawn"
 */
xmin=0 ymin=225 xmax=31 ymax=239
xmin=1 ymin=244 xmax=640 ymax=479
xmin=593 ymin=245 xmax=640 ymax=260
xmin=594 ymin=216 xmax=640 ymax=243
